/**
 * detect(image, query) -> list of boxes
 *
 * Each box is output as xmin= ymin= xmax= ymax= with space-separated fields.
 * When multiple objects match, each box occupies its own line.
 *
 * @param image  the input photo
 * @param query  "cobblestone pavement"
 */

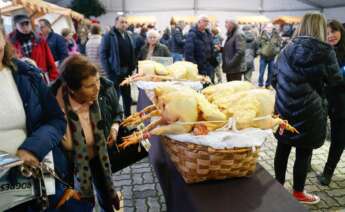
xmin=112 ymin=134 xmax=345 ymax=212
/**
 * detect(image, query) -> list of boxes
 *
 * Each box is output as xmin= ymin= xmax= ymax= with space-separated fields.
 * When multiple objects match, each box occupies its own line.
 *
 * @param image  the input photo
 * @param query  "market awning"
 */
xmin=0 ymin=0 xmax=90 ymax=23
xmin=272 ymin=16 xmax=302 ymax=25
xmin=237 ymin=16 xmax=270 ymax=25
xmin=172 ymin=16 xmax=217 ymax=25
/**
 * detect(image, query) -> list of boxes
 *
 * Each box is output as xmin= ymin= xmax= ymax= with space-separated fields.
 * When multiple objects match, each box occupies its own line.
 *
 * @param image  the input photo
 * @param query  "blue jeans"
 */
xmin=258 ymin=57 xmax=274 ymax=87
xmin=171 ymin=53 xmax=184 ymax=62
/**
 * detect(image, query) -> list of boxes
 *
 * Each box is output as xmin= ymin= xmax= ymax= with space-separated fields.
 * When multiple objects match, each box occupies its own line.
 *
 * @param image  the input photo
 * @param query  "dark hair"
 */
xmin=90 ymin=24 xmax=101 ymax=35
xmin=115 ymin=15 xmax=126 ymax=22
xmin=61 ymin=28 xmax=72 ymax=37
xmin=39 ymin=18 xmax=52 ymax=29
xmin=60 ymin=55 xmax=99 ymax=90
xmin=170 ymin=17 xmax=176 ymax=26
xmin=328 ymin=19 xmax=345 ymax=64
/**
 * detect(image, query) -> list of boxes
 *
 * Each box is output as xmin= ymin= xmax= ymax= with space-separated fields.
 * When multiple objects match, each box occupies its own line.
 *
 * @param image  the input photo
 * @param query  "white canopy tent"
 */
xmin=95 ymin=0 xmax=345 ymax=30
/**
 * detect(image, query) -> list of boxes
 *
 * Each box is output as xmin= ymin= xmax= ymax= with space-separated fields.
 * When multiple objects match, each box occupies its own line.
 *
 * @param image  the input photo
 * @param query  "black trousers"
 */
xmin=114 ymin=79 xmax=132 ymax=118
xmin=226 ymin=72 xmax=243 ymax=81
xmin=274 ymin=142 xmax=313 ymax=192
xmin=325 ymin=119 xmax=345 ymax=171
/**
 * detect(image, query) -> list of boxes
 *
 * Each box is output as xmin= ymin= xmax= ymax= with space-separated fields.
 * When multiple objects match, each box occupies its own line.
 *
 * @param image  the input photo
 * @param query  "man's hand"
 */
xmin=16 ymin=150 xmax=39 ymax=167
xmin=107 ymin=123 xmax=119 ymax=146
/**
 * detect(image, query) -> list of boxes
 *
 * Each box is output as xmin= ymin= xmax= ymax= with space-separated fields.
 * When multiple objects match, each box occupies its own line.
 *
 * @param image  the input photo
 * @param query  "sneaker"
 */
xmin=317 ymin=174 xmax=331 ymax=186
xmin=293 ymin=191 xmax=320 ymax=205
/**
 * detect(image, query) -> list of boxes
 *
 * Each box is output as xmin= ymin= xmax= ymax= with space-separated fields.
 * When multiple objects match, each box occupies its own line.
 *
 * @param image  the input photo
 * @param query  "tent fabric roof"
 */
xmin=0 ymin=0 xmax=89 ymax=23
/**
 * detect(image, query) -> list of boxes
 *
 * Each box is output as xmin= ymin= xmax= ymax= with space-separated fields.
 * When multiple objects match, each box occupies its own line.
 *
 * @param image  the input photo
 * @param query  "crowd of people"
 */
xmin=0 ymin=10 xmax=344 ymax=211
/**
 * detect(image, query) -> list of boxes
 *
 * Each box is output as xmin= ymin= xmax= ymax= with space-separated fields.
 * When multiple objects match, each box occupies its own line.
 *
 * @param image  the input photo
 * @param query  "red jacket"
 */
xmin=9 ymin=31 xmax=59 ymax=81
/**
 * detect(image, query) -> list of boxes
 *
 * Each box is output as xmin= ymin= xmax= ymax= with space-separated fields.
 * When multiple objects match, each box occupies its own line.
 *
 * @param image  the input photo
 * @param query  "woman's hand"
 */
xmin=107 ymin=123 xmax=119 ymax=146
xmin=16 ymin=150 xmax=39 ymax=167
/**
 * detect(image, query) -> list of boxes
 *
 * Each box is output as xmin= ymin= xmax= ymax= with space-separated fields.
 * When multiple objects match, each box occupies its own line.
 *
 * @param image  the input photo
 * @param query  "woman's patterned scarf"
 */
xmin=62 ymin=87 xmax=118 ymax=204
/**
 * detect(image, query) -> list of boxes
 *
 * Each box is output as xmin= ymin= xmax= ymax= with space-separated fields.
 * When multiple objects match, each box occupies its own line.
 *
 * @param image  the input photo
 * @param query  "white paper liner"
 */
xmin=166 ymin=128 xmax=272 ymax=149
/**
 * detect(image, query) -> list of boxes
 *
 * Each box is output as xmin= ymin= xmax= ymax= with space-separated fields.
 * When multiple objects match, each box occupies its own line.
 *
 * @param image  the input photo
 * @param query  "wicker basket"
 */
xmin=162 ymin=136 xmax=260 ymax=184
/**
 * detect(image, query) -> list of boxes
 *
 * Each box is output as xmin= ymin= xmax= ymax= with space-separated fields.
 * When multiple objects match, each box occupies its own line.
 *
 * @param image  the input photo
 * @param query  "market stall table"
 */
xmin=137 ymin=88 xmax=308 ymax=212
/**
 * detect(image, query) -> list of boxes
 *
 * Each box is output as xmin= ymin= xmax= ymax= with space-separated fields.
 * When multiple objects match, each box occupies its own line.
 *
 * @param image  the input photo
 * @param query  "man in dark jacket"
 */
xmin=39 ymin=19 xmax=69 ymax=65
xmin=100 ymin=15 xmax=136 ymax=117
xmin=9 ymin=59 xmax=67 ymax=211
xmin=258 ymin=25 xmax=281 ymax=88
xmin=222 ymin=19 xmax=246 ymax=81
xmin=185 ymin=16 xmax=215 ymax=82
xmin=171 ymin=20 xmax=185 ymax=62
xmin=9 ymin=14 xmax=59 ymax=82
xmin=243 ymin=26 xmax=258 ymax=82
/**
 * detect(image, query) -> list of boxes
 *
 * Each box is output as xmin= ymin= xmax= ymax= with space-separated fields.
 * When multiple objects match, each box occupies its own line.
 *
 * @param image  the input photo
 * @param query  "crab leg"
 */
xmin=120 ymin=73 xmax=145 ymax=86
xmin=272 ymin=118 xmax=300 ymax=134
xmin=121 ymin=105 xmax=158 ymax=126
xmin=122 ymin=110 xmax=161 ymax=127
xmin=119 ymin=118 xmax=165 ymax=149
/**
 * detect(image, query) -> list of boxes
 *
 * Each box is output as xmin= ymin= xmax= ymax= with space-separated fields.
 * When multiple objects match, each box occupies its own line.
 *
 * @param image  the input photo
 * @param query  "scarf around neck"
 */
xmin=62 ymin=86 xmax=118 ymax=203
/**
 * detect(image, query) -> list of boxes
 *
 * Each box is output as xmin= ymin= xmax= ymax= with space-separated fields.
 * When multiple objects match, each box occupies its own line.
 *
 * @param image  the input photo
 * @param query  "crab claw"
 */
xmin=56 ymin=188 xmax=81 ymax=208
xmin=120 ymin=73 xmax=145 ymax=86
xmin=276 ymin=119 xmax=300 ymax=135
xmin=121 ymin=112 xmax=145 ymax=127
xmin=119 ymin=131 xmax=144 ymax=149
xmin=120 ymin=77 xmax=133 ymax=86
xmin=282 ymin=121 xmax=300 ymax=134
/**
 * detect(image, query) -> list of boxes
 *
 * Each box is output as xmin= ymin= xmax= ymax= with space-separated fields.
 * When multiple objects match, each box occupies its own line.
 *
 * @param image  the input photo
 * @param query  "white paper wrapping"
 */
xmin=135 ymin=80 xmax=203 ymax=91
xmin=166 ymin=128 xmax=272 ymax=149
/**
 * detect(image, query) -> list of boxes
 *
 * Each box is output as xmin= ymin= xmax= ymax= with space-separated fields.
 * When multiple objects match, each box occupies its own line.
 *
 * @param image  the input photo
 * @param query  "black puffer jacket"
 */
xmin=272 ymin=36 xmax=342 ymax=149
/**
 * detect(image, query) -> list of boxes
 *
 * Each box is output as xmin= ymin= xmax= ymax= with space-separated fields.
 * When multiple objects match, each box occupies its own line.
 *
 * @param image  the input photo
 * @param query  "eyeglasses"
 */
xmin=19 ymin=21 xmax=30 ymax=27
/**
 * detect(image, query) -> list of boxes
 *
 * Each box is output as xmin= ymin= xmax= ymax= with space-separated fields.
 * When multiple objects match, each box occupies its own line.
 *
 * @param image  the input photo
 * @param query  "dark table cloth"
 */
xmin=137 ymin=88 xmax=308 ymax=212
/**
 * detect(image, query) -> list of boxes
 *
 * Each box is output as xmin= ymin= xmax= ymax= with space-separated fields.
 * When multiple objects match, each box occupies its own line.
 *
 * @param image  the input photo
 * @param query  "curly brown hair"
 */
xmin=60 ymin=54 xmax=99 ymax=91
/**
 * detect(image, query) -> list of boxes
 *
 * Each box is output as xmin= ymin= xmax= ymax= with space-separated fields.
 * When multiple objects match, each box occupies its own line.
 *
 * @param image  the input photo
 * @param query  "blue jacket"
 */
xmin=12 ymin=59 xmax=68 ymax=211
xmin=46 ymin=31 xmax=69 ymax=63
xmin=184 ymin=27 xmax=214 ymax=76
xmin=12 ymin=59 xmax=68 ymax=178
xmin=272 ymin=37 xmax=342 ymax=149
xmin=100 ymin=27 xmax=136 ymax=83
xmin=171 ymin=26 xmax=185 ymax=54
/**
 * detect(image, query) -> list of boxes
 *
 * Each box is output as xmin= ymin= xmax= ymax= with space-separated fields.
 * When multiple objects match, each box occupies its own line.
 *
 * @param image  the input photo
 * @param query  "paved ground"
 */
xmin=112 ymin=134 xmax=345 ymax=212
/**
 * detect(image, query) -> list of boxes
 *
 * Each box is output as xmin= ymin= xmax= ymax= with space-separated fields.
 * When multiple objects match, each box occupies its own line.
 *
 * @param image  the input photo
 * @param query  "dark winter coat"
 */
xmin=100 ymin=27 xmax=136 ymax=82
xmin=184 ymin=27 xmax=214 ymax=76
xmin=160 ymin=32 xmax=171 ymax=49
xmin=46 ymin=31 xmax=69 ymax=63
xmin=326 ymin=45 xmax=345 ymax=121
xmin=272 ymin=36 xmax=342 ymax=149
xmin=170 ymin=26 xmax=185 ymax=54
xmin=244 ymin=31 xmax=258 ymax=70
xmin=9 ymin=31 xmax=59 ymax=81
xmin=138 ymin=43 xmax=171 ymax=60
xmin=11 ymin=59 xmax=68 ymax=210
xmin=222 ymin=27 xmax=246 ymax=74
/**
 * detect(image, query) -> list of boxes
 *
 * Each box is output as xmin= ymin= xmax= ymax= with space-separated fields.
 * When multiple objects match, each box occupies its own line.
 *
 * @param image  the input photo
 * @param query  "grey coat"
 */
xmin=222 ymin=28 xmax=246 ymax=74
xmin=138 ymin=43 xmax=171 ymax=60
